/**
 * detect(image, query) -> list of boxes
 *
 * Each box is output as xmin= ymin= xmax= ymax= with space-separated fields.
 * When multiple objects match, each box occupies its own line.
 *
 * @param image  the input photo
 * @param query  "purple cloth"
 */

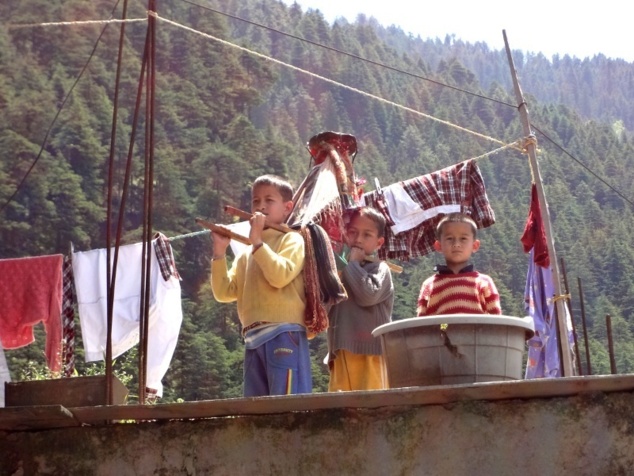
xmin=524 ymin=249 xmax=574 ymax=378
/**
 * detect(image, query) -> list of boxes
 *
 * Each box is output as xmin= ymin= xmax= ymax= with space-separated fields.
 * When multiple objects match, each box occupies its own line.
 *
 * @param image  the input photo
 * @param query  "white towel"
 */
xmin=383 ymin=184 xmax=460 ymax=234
xmin=72 ymin=241 xmax=183 ymax=397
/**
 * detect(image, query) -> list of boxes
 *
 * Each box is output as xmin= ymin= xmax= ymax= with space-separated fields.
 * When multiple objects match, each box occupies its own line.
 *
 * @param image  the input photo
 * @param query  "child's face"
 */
xmin=346 ymin=214 xmax=385 ymax=255
xmin=434 ymin=222 xmax=480 ymax=267
xmin=251 ymin=184 xmax=292 ymax=224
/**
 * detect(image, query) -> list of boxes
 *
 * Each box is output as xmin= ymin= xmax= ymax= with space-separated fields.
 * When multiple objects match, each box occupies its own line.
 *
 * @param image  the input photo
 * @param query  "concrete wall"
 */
xmin=2 ymin=388 xmax=634 ymax=475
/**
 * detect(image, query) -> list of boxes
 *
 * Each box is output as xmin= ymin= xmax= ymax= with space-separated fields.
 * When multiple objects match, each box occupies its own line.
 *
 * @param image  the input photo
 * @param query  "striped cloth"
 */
xmin=61 ymin=255 xmax=76 ymax=377
xmin=363 ymin=160 xmax=495 ymax=261
xmin=153 ymin=232 xmax=181 ymax=281
xmin=299 ymin=223 xmax=347 ymax=335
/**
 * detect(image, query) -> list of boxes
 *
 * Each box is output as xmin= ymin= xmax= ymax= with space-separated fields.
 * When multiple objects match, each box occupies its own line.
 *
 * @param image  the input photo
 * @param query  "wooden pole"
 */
xmin=503 ymin=31 xmax=574 ymax=376
xmin=577 ymin=277 xmax=592 ymax=375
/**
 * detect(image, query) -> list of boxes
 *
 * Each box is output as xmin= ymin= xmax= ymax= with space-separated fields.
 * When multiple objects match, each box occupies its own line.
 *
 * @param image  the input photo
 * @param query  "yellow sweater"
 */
xmin=211 ymin=228 xmax=306 ymax=329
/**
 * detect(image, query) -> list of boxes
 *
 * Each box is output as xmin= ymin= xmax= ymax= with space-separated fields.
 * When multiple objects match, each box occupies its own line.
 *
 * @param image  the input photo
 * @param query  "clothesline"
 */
xmin=146 ymin=10 xmax=523 ymax=152
xmin=167 ymin=229 xmax=209 ymax=242
xmin=6 ymin=17 xmax=147 ymax=29
xmin=5 ymin=8 xmax=530 ymax=252
xmin=98 ymin=149 xmax=526 ymax=246
xmin=7 ymin=10 xmax=519 ymax=151
xmin=469 ymin=139 xmax=525 ymax=161
xmin=67 ymin=228 xmax=210 ymax=253
xmin=6 ymin=10 xmax=528 ymax=184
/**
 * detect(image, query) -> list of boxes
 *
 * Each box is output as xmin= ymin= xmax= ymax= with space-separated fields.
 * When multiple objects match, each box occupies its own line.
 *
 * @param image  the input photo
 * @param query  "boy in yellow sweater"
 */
xmin=211 ymin=175 xmax=310 ymax=397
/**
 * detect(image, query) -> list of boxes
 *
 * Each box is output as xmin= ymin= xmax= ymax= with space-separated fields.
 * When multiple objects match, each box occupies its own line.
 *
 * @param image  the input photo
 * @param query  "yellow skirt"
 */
xmin=328 ymin=349 xmax=387 ymax=392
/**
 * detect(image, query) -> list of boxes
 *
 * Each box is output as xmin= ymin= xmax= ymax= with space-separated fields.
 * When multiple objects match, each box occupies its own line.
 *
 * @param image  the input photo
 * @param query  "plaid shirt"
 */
xmin=364 ymin=160 xmax=495 ymax=261
xmin=62 ymin=255 xmax=76 ymax=377
xmin=153 ymin=233 xmax=181 ymax=281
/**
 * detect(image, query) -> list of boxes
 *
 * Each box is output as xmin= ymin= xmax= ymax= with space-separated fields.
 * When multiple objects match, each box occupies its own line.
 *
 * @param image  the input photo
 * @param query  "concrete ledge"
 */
xmin=2 ymin=374 xmax=634 ymax=431
xmin=2 ymin=375 xmax=634 ymax=474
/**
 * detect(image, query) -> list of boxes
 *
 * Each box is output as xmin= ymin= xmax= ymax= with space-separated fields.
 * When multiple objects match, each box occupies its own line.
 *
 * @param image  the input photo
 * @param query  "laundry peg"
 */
xmin=374 ymin=177 xmax=383 ymax=196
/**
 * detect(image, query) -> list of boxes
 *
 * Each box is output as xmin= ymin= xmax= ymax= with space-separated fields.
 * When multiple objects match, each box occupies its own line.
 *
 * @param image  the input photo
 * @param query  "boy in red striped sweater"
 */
xmin=417 ymin=213 xmax=501 ymax=316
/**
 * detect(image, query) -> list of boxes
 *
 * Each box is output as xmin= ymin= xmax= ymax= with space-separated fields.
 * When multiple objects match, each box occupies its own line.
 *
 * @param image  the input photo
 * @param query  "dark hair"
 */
xmin=348 ymin=206 xmax=387 ymax=238
xmin=436 ymin=213 xmax=478 ymax=239
xmin=252 ymin=174 xmax=294 ymax=202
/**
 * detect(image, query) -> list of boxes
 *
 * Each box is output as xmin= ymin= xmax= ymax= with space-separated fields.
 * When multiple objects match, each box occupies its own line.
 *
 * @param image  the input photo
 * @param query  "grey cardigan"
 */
xmin=327 ymin=260 xmax=394 ymax=361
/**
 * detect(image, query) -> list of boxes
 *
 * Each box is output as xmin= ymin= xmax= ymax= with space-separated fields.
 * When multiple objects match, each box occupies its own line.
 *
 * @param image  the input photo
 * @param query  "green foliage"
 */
xmin=2 ymin=0 xmax=634 ymax=400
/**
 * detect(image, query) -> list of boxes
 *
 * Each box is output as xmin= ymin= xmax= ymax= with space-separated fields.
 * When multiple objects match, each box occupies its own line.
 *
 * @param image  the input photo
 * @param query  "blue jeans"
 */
xmin=243 ymin=329 xmax=312 ymax=397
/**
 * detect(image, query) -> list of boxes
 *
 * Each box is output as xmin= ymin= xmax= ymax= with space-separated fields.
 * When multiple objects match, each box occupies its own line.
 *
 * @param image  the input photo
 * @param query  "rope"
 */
xmin=6 ymin=18 xmax=147 ymax=29
xmin=522 ymin=134 xmax=538 ymax=152
xmin=533 ymin=124 xmax=634 ymax=208
xmin=180 ymin=0 xmax=517 ymax=109
xmin=550 ymin=294 xmax=571 ymax=304
xmin=5 ymin=9 xmax=631 ymax=215
xmin=522 ymin=134 xmax=538 ymax=183
xmin=469 ymin=139 xmax=524 ymax=161
xmin=149 ymin=11 xmax=511 ymax=148
xmin=168 ymin=229 xmax=210 ymax=241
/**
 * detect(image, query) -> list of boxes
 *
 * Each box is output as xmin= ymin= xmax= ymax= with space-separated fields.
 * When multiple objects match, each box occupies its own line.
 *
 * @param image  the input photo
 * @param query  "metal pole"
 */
xmin=560 ymin=258 xmax=582 ymax=374
xmin=105 ymin=0 xmax=130 ymax=406
xmin=606 ymin=314 xmax=617 ymax=374
xmin=577 ymin=277 xmax=592 ymax=375
xmin=503 ymin=30 xmax=574 ymax=376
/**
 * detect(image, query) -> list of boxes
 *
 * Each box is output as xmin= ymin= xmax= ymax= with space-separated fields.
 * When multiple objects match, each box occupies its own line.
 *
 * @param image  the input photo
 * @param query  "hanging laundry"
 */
xmin=524 ymin=248 xmax=575 ymax=378
xmin=520 ymin=183 xmax=550 ymax=268
xmin=153 ymin=232 xmax=181 ymax=281
xmin=0 ymin=345 xmax=10 ymax=407
xmin=61 ymin=255 xmax=76 ymax=377
xmin=72 ymin=239 xmax=183 ymax=397
xmin=299 ymin=222 xmax=348 ymax=335
xmin=0 ymin=254 xmax=63 ymax=372
xmin=381 ymin=183 xmax=459 ymax=234
xmin=288 ymin=131 xmax=361 ymax=250
xmin=363 ymin=160 xmax=495 ymax=261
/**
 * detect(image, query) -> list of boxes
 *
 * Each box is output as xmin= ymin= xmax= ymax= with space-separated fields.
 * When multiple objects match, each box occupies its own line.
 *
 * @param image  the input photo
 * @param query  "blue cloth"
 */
xmin=243 ymin=324 xmax=312 ymax=397
xmin=524 ymin=249 xmax=574 ymax=378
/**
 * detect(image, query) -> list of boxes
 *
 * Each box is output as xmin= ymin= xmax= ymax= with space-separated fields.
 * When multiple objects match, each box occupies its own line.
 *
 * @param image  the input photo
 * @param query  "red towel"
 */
xmin=520 ymin=184 xmax=550 ymax=268
xmin=0 ymin=254 xmax=63 ymax=372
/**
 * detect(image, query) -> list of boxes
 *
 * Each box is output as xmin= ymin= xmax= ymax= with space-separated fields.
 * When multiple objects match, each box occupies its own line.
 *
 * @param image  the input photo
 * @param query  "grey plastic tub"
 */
xmin=372 ymin=314 xmax=535 ymax=388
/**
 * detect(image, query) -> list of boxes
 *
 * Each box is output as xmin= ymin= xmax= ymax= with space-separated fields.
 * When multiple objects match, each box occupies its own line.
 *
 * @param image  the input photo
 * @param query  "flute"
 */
xmin=195 ymin=218 xmax=252 ymax=245
xmin=222 ymin=205 xmax=403 ymax=274
xmin=223 ymin=205 xmax=295 ymax=234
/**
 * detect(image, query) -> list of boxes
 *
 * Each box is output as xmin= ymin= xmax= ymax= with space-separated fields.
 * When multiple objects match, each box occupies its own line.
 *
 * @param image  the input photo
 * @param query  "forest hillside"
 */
xmin=1 ymin=0 xmax=634 ymax=401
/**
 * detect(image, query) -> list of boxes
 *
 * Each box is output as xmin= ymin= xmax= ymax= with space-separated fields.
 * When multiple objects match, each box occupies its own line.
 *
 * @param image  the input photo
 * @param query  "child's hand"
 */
xmin=249 ymin=212 xmax=266 ymax=246
xmin=211 ymin=231 xmax=230 ymax=259
xmin=348 ymin=246 xmax=365 ymax=262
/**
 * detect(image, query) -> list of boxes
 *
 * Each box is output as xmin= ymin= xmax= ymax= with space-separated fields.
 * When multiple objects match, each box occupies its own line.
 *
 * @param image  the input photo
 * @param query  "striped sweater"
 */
xmin=416 ymin=267 xmax=502 ymax=316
